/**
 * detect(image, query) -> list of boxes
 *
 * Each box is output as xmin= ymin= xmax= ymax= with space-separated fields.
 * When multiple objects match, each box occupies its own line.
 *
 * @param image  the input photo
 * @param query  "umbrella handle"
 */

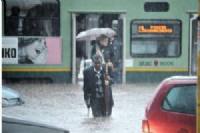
xmin=96 ymin=46 xmax=105 ymax=64
xmin=87 ymin=108 xmax=90 ymax=117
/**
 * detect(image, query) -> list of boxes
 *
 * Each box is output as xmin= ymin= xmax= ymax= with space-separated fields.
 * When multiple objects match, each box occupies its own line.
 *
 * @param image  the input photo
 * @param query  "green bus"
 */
xmin=2 ymin=0 xmax=198 ymax=83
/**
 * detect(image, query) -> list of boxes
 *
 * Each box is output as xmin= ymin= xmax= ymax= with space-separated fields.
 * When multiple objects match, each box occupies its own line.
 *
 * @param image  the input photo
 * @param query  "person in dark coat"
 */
xmin=91 ymin=34 xmax=115 ymax=84
xmin=83 ymin=54 xmax=114 ymax=117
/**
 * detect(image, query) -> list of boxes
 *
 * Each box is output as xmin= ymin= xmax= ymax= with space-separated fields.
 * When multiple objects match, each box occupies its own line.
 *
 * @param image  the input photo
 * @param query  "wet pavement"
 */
xmin=3 ymin=82 xmax=158 ymax=133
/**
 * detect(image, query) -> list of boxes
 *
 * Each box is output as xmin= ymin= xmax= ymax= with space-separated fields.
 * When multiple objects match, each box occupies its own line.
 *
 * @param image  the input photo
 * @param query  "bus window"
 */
xmin=4 ymin=0 xmax=60 ymax=36
xmin=130 ymin=20 xmax=181 ymax=58
xmin=144 ymin=2 xmax=169 ymax=12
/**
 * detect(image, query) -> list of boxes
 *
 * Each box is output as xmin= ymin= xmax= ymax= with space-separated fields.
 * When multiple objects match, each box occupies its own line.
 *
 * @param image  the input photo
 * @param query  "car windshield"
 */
xmin=162 ymin=84 xmax=196 ymax=114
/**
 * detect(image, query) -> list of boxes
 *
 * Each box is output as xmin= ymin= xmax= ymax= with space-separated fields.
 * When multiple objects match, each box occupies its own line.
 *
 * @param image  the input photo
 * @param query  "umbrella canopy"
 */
xmin=76 ymin=28 xmax=116 ymax=41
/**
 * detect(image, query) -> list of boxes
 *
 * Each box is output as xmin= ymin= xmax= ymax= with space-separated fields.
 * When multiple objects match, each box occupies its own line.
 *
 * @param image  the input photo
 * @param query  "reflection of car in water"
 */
xmin=142 ymin=76 xmax=196 ymax=133
xmin=2 ymin=86 xmax=24 ymax=107
xmin=3 ymin=116 xmax=69 ymax=133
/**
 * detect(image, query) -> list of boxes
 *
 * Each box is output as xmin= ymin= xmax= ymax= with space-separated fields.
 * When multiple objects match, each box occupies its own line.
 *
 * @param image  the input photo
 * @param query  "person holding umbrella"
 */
xmin=83 ymin=54 xmax=114 ymax=117
xmin=76 ymin=28 xmax=116 ymax=72
xmin=91 ymin=34 xmax=115 ymax=69
xmin=91 ymin=34 xmax=115 ymax=116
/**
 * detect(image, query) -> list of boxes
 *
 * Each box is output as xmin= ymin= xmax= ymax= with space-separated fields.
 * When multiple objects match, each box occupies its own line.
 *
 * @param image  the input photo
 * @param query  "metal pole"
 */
xmin=72 ymin=13 xmax=76 ymax=84
xmin=197 ymin=15 xmax=200 ymax=133
xmin=189 ymin=14 xmax=198 ymax=75
xmin=122 ymin=14 xmax=126 ymax=84
xmin=197 ymin=3 xmax=200 ymax=132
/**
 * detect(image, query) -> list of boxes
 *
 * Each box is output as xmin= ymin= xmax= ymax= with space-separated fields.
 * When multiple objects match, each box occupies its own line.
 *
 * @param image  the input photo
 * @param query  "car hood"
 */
xmin=3 ymin=116 xmax=69 ymax=133
xmin=2 ymin=86 xmax=20 ymax=100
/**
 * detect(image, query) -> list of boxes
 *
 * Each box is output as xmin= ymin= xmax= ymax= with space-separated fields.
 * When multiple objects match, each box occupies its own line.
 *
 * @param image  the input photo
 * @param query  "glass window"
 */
xmin=4 ymin=0 xmax=60 ymax=36
xmin=144 ymin=2 xmax=169 ymax=12
xmin=131 ymin=20 xmax=181 ymax=58
xmin=162 ymin=85 xmax=196 ymax=114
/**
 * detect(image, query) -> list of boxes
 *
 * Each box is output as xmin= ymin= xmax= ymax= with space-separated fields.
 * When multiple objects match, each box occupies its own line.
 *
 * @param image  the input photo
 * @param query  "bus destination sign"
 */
xmin=138 ymin=25 xmax=173 ymax=33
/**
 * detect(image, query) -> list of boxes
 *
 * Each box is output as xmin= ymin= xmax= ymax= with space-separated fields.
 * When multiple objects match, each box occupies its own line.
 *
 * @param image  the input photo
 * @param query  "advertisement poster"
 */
xmin=45 ymin=37 xmax=62 ymax=64
xmin=2 ymin=37 xmax=61 ymax=64
xmin=2 ymin=37 xmax=18 ymax=64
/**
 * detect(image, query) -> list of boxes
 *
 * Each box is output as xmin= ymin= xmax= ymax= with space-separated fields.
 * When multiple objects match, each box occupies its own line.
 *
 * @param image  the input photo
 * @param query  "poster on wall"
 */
xmin=2 ymin=37 xmax=62 ymax=64
xmin=2 ymin=37 xmax=18 ymax=64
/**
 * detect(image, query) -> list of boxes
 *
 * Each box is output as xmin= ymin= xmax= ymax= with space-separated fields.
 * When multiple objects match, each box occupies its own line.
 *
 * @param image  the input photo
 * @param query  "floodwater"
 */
xmin=3 ymin=82 xmax=158 ymax=133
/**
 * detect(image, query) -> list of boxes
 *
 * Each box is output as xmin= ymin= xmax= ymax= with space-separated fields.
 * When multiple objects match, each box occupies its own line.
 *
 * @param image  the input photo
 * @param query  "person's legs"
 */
xmin=91 ymin=98 xmax=105 ymax=117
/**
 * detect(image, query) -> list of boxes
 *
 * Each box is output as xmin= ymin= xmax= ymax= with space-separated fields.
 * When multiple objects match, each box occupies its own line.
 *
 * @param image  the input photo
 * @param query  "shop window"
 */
xmin=4 ymin=0 xmax=60 ymax=36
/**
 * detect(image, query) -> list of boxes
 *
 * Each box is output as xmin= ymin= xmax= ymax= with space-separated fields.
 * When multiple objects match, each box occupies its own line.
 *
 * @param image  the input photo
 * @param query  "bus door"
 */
xmin=72 ymin=13 xmax=125 ymax=84
xmin=189 ymin=14 xmax=198 ymax=75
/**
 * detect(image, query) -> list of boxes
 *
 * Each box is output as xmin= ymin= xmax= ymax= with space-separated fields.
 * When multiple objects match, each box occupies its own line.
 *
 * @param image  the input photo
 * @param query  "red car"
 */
xmin=142 ymin=76 xmax=196 ymax=133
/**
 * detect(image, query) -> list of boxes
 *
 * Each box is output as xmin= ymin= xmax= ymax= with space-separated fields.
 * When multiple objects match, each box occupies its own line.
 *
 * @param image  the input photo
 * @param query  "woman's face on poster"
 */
xmin=24 ymin=39 xmax=48 ymax=64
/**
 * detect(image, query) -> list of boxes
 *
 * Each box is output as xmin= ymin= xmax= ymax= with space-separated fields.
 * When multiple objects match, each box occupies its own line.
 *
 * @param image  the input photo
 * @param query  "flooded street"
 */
xmin=3 ymin=82 xmax=158 ymax=133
